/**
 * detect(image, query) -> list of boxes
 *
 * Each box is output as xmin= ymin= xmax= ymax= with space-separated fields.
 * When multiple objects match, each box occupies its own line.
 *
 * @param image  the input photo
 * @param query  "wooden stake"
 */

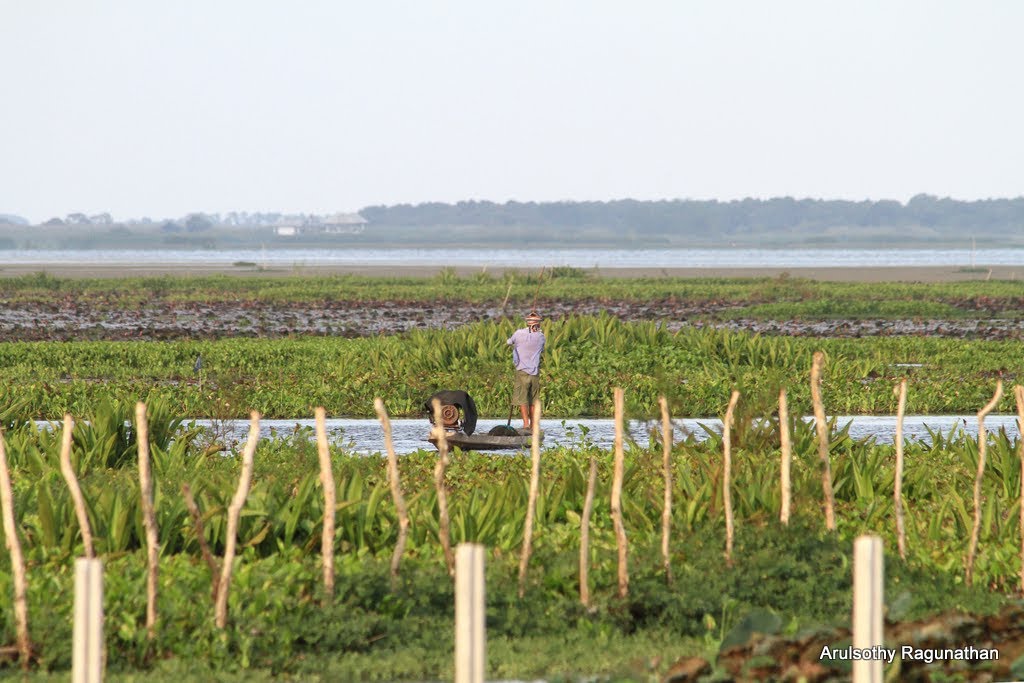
xmin=723 ymin=390 xmax=740 ymax=565
xmin=893 ymin=380 xmax=908 ymax=560
xmin=779 ymin=389 xmax=792 ymax=526
xmin=432 ymin=399 xmax=455 ymax=576
xmin=658 ymin=396 xmax=673 ymax=583
xmin=455 ymin=543 xmax=486 ymax=683
xmin=517 ymin=400 xmax=542 ymax=598
xmin=375 ymin=398 xmax=411 ymax=587
xmin=135 ymin=402 xmax=160 ymax=641
xmin=215 ymin=411 xmax=260 ymax=628
xmin=852 ymin=535 xmax=884 ymax=683
xmin=611 ymin=387 xmax=629 ymax=598
xmin=1015 ymin=385 xmax=1024 ymax=595
xmin=73 ymin=557 xmax=104 ymax=683
xmin=811 ymin=351 xmax=836 ymax=531
xmin=579 ymin=456 xmax=597 ymax=608
xmin=0 ymin=430 xmax=30 ymax=670
xmin=314 ymin=407 xmax=336 ymax=602
xmin=182 ymin=483 xmax=219 ymax=599
xmin=58 ymin=414 xmax=94 ymax=558
xmin=967 ymin=381 xmax=1003 ymax=586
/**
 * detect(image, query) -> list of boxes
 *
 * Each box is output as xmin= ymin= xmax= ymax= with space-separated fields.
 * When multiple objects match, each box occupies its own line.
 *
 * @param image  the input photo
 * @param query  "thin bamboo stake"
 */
xmin=314 ymin=407 xmax=336 ymax=602
xmin=579 ymin=456 xmax=597 ymax=608
xmin=518 ymin=400 xmax=543 ymax=598
xmin=0 ymin=431 xmax=30 ymax=670
xmin=375 ymin=398 xmax=410 ymax=587
xmin=135 ymin=402 xmax=160 ymax=641
xmin=432 ymin=398 xmax=455 ymax=576
xmin=58 ymin=414 xmax=94 ymax=558
xmin=811 ymin=351 xmax=836 ymax=531
xmin=1015 ymin=385 xmax=1024 ymax=595
xmin=181 ymin=483 xmax=219 ymax=599
xmin=215 ymin=412 xmax=260 ymax=628
xmin=893 ymin=380 xmax=908 ymax=560
xmin=611 ymin=387 xmax=629 ymax=598
xmin=779 ymin=389 xmax=792 ymax=526
xmin=723 ymin=390 xmax=740 ymax=565
xmin=967 ymin=381 xmax=1003 ymax=586
xmin=658 ymin=396 xmax=673 ymax=583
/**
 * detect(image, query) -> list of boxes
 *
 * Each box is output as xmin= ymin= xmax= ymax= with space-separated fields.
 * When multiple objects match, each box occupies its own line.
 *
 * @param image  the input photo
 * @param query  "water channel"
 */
xmin=193 ymin=414 xmax=1024 ymax=455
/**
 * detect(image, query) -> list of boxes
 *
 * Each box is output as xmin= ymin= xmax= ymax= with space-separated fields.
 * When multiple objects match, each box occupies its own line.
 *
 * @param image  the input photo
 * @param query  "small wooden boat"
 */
xmin=422 ymin=389 xmax=543 ymax=451
xmin=427 ymin=427 xmax=544 ymax=451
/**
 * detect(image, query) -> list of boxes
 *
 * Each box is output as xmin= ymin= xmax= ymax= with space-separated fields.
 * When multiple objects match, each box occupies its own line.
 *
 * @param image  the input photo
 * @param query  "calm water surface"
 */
xmin=197 ymin=415 xmax=1024 ymax=455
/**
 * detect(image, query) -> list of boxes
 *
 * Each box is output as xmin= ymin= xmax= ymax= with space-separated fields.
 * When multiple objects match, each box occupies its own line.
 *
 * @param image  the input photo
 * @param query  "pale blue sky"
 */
xmin=2 ymin=1 xmax=1022 ymax=222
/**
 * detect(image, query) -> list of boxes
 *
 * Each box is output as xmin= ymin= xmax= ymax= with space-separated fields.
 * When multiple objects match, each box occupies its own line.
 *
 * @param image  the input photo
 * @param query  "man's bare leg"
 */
xmin=520 ymin=405 xmax=530 ymax=429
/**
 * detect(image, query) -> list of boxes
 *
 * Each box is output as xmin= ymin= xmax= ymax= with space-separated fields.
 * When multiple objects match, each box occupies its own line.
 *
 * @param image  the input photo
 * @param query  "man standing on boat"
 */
xmin=507 ymin=311 xmax=546 ymax=430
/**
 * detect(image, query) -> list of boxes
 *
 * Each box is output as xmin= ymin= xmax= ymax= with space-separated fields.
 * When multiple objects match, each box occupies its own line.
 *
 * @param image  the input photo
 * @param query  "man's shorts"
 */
xmin=512 ymin=370 xmax=540 ymax=406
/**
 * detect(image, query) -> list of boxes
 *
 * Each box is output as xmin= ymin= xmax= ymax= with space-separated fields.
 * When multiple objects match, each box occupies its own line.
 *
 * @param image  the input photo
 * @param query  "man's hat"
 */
xmin=525 ymin=311 xmax=543 ymax=325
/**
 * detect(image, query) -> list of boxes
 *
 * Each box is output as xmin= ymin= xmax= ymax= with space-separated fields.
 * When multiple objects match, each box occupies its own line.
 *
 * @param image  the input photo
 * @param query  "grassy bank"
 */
xmin=0 ymin=316 xmax=1021 ymax=419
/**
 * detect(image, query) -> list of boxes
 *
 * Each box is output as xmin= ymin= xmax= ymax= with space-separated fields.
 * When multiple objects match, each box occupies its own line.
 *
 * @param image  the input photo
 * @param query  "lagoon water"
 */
xmin=197 ymin=414 xmax=1024 ymax=455
xmin=4 ymin=247 xmax=1024 ymax=268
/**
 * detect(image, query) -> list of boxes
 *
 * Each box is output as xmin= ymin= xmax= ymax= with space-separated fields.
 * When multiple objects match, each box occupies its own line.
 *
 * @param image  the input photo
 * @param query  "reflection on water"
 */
xmin=194 ymin=415 xmax=1024 ymax=455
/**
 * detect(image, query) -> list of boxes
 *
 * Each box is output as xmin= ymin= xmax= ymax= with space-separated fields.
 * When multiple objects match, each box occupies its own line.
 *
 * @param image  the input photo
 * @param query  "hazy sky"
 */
xmin=2 ymin=1 xmax=1023 ymax=222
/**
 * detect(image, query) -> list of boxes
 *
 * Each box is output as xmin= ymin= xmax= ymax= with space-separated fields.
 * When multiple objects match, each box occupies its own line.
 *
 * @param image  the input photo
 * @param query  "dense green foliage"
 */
xmin=2 ymin=270 xmax=1023 ymax=314
xmin=0 ymin=398 xmax=1020 ymax=678
xmin=0 ymin=314 xmax=1022 ymax=419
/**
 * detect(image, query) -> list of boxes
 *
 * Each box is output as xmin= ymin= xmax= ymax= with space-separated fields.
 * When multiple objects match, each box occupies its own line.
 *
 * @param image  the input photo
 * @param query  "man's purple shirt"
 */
xmin=507 ymin=327 xmax=545 ymax=375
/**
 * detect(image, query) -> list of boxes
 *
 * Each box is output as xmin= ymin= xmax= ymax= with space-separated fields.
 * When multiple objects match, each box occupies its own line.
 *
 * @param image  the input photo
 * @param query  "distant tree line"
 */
xmin=7 ymin=195 xmax=1024 ymax=248
xmin=359 ymin=195 xmax=1024 ymax=238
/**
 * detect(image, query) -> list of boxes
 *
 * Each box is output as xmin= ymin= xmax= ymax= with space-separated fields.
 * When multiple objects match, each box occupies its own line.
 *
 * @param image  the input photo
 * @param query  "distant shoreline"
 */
xmin=0 ymin=262 xmax=1016 ymax=282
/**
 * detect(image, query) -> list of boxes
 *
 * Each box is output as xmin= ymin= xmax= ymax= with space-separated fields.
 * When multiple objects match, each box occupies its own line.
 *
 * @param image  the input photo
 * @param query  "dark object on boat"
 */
xmin=423 ymin=390 xmax=478 ymax=435
xmin=487 ymin=423 xmax=520 ymax=437
xmin=424 ymin=389 xmax=542 ymax=450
